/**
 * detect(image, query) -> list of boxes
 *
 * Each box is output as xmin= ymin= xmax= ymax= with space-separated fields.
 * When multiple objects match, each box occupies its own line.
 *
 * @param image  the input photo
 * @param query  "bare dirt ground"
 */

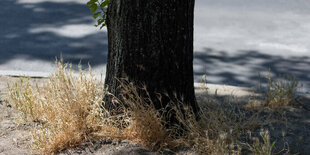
xmin=0 ymin=76 xmax=309 ymax=154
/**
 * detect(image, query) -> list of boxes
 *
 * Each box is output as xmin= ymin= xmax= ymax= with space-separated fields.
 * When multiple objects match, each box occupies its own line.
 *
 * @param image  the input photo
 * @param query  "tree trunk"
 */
xmin=104 ymin=0 xmax=199 ymax=120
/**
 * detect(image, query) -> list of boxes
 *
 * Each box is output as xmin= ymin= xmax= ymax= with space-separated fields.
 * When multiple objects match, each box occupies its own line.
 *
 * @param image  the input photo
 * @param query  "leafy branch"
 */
xmin=87 ymin=0 xmax=109 ymax=29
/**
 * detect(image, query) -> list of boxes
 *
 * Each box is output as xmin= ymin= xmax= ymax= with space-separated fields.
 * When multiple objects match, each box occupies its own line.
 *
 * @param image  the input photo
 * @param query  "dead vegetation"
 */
xmin=6 ymin=61 xmax=307 ymax=154
xmin=265 ymin=74 xmax=300 ymax=108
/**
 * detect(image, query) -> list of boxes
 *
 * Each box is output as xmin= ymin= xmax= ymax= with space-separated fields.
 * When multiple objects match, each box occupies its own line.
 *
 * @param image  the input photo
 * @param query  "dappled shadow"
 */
xmin=194 ymin=48 xmax=310 ymax=93
xmin=0 ymin=0 xmax=107 ymax=70
xmin=1 ymin=0 xmax=309 ymax=93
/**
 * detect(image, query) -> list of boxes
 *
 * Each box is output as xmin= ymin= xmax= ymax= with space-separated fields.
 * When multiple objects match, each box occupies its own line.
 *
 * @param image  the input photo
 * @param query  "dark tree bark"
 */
xmin=104 ymin=0 xmax=199 ymax=120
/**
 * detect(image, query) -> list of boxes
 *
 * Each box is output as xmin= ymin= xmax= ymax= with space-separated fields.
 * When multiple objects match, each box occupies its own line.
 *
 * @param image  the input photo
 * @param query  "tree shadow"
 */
xmin=1 ymin=0 xmax=309 ymax=93
xmin=194 ymin=48 xmax=310 ymax=93
xmin=0 ymin=0 xmax=108 ymax=70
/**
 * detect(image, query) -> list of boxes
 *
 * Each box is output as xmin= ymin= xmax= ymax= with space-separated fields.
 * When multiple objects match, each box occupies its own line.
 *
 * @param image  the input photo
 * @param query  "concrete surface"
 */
xmin=0 ymin=0 xmax=309 ymax=93
xmin=194 ymin=0 xmax=310 ymax=93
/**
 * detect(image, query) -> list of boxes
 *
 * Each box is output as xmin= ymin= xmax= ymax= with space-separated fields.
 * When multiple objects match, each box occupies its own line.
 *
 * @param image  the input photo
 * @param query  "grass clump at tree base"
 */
xmin=8 ymin=61 xmax=293 ymax=154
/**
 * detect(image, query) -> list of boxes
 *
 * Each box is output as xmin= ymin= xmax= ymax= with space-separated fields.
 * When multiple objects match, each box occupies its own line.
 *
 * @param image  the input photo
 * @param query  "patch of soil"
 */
xmin=0 ymin=101 xmax=34 ymax=154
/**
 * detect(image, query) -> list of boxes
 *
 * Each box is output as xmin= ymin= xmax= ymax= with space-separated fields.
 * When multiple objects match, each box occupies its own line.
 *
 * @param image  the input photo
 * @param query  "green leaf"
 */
xmin=86 ymin=1 xmax=93 ymax=5
xmin=87 ymin=0 xmax=108 ymax=29
xmin=96 ymin=19 xmax=104 ymax=26
xmin=100 ymin=0 xmax=109 ymax=7
xmin=89 ymin=4 xmax=98 ymax=13
xmin=86 ymin=0 xmax=97 ymax=6
xmin=100 ymin=23 xmax=106 ymax=29
xmin=92 ymin=12 xmax=101 ymax=19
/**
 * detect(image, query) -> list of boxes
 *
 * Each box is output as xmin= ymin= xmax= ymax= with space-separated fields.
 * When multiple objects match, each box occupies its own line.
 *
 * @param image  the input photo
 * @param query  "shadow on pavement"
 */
xmin=0 ymin=0 xmax=108 ymax=69
xmin=1 ymin=0 xmax=309 ymax=93
xmin=194 ymin=48 xmax=310 ymax=93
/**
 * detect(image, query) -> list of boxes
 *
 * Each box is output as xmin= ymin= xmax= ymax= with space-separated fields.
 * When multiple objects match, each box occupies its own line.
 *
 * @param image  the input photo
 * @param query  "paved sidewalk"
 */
xmin=1 ymin=0 xmax=309 ymax=93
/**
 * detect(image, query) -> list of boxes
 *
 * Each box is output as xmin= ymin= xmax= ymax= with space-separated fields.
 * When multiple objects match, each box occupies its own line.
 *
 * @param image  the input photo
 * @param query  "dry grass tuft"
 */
xmin=8 ymin=62 xmax=283 ymax=154
xmin=246 ymin=130 xmax=275 ymax=155
xmin=8 ymin=61 xmax=172 ymax=153
xmin=117 ymin=81 xmax=170 ymax=149
xmin=9 ymin=61 xmax=109 ymax=153
xmin=246 ymin=74 xmax=301 ymax=111
xmin=265 ymin=74 xmax=299 ymax=108
xmin=177 ymin=99 xmax=263 ymax=154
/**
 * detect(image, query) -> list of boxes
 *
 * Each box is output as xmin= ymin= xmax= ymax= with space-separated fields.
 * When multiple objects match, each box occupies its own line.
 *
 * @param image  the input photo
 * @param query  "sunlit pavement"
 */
xmin=194 ymin=0 xmax=310 ymax=93
xmin=0 ymin=0 xmax=309 ymax=93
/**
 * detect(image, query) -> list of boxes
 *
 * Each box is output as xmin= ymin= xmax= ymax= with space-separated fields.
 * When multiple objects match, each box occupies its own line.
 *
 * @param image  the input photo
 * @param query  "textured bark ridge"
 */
xmin=105 ymin=0 xmax=199 ymax=115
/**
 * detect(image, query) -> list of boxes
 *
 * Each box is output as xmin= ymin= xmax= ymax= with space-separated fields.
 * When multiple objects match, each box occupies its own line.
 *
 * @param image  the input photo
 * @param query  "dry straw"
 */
xmin=8 ymin=61 xmax=281 ymax=154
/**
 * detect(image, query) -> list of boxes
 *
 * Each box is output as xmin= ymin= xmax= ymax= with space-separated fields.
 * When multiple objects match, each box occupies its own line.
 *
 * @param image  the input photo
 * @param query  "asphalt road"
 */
xmin=1 ymin=0 xmax=310 ymax=93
